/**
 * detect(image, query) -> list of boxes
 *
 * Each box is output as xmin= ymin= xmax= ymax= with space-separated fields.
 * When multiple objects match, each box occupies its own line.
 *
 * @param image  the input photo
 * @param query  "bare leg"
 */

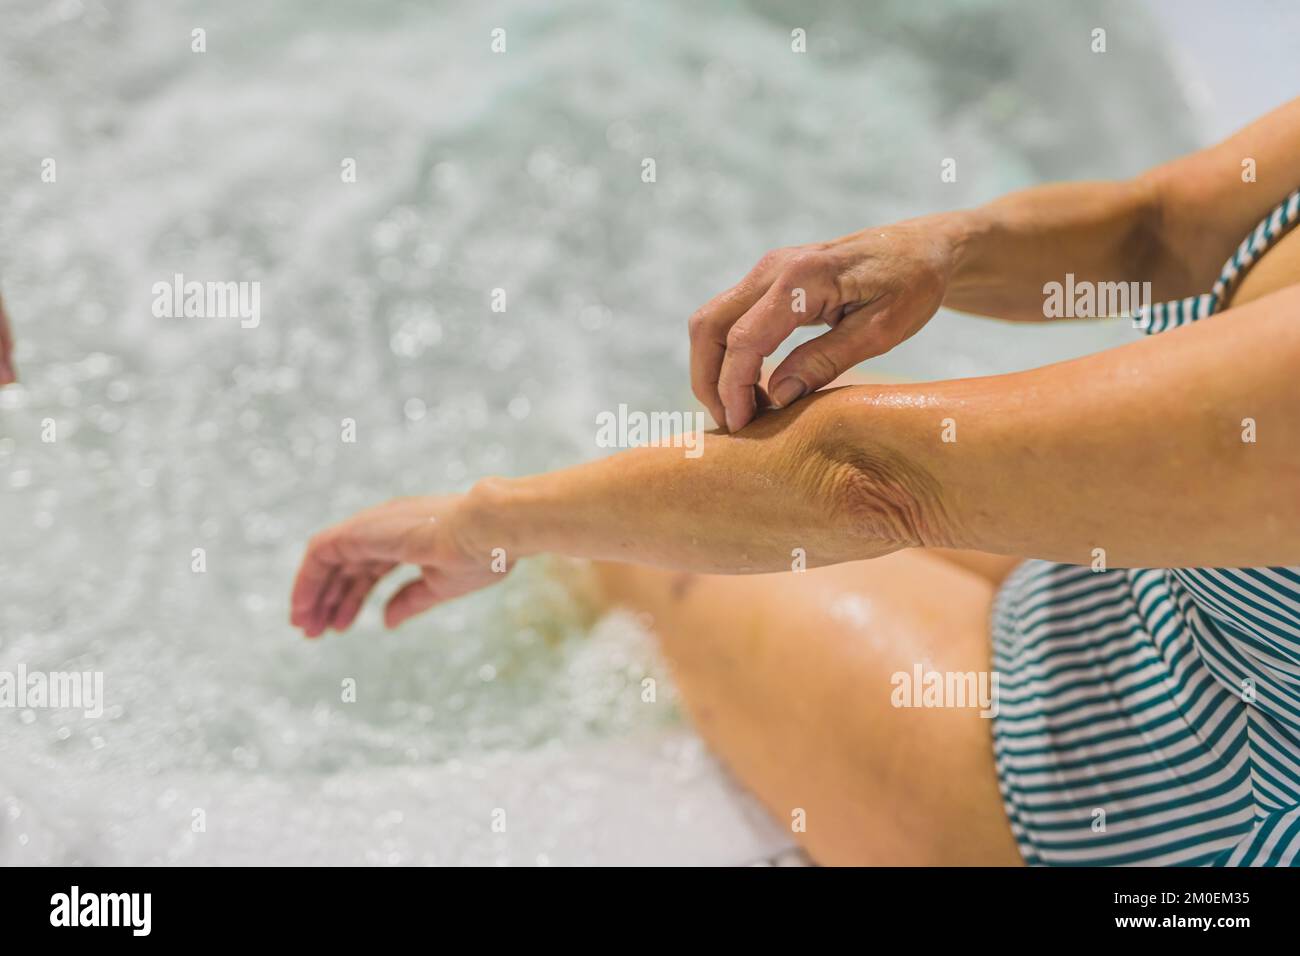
xmin=925 ymin=547 xmax=1023 ymax=587
xmin=592 ymin=552 xmax=1023 ymax=866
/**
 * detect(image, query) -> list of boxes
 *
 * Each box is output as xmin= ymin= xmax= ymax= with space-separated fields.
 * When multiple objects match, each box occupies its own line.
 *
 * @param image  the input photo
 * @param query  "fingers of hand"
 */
xmin=291 ymin=528 xmax=392 ymax=636
xmin=327 ymin=562 xmax=397 ymax=634
xmin=290 ymin=531 xmax=345 ymax=632
xmin=717 ymin=276 xmax=812 ymax=431
xmin=768 ymin=309 xmax=894 ymax=403
xmin=311 ymin=567 xmax=352 ymax=637
xmin=291 ymin=502 xmax=439 ymax=635
xmin=689 ymin=251 xmax=788 ymax=428
xmin=384 ymin=578 xmax=440 ymax=628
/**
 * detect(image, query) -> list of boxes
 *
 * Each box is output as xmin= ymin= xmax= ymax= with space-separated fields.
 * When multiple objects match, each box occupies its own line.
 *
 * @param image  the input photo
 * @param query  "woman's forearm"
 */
xmin=458 ymin=400 xmax=919 ymax=574
xmin=823 ymin=283 xmax=1300 ymax=568
xmin=465 ymin=283 xmax=1300 ymax=574
xmin=929 ymin=178 xmax=1161 ymax=322
xmin=926 ymin=97 xmax=1300 ymax=324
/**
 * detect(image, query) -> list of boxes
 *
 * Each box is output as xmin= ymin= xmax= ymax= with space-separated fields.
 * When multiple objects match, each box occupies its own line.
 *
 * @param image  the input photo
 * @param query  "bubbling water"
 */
xmin=0 ymin=0 xmax=1194 ymax=863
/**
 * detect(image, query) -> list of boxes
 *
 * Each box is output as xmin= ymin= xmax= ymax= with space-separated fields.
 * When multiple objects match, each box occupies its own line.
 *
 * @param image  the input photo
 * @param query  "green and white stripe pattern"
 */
xmin=993 ymin=190 xmax=1300 ymax=866
xmin=1134 ymin=188 xmax=1300 ymax=332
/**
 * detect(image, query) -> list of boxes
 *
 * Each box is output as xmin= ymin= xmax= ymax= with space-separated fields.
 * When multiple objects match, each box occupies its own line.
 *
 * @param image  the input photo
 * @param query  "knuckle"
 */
xmin=725 ymin=323 xmax=760 ymax=353
xmin=687 ymin=310 xmax=706 ymax=337
xmin=688 ymin=304 xmax=727 ymax=340
xmin=782 ymin=250 xmax=826 ymax=280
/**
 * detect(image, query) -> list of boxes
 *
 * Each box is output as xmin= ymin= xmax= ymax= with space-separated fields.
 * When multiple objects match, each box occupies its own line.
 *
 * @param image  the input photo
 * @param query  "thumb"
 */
xmin=768 ymin=320 xmax=890 ymax=407
xmin=384 ymin=578 xmax=440 ymax=628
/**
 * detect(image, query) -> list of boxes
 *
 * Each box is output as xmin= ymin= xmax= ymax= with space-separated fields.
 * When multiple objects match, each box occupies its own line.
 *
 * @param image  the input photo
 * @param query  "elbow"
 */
xmin=795 ymin=388 xmax=965 ymax=554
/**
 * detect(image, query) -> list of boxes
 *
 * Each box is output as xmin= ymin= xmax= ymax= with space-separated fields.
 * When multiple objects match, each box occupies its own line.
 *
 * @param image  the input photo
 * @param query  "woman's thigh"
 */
xmin=594 ymin=551 xmax=1023 ymax=866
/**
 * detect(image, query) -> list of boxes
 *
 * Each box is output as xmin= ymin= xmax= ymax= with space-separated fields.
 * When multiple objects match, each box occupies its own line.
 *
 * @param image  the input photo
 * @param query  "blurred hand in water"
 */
xmin=0 ymin=293 xmax=16 ymax=386
xmin=290 ymin=495 xmax=502 ymax=636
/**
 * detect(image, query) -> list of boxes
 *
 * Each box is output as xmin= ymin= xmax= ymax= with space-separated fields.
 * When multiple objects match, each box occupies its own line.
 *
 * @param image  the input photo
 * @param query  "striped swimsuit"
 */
xmin=991 ymin=188 xmax=1300 ymax=866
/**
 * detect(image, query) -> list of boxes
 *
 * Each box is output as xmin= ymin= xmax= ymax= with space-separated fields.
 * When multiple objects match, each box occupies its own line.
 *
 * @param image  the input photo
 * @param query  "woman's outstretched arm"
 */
xmin=290 ymin=283 xmax=1300 ymax=636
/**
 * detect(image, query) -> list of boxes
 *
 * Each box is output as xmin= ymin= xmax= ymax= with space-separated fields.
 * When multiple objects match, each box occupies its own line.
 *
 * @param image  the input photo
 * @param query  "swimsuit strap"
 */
xmin=1135 ymin=187 xmax=1300 ymax=334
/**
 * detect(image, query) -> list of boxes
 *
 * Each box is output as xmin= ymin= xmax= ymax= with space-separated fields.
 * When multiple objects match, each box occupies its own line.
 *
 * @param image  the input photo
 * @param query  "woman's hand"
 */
xmin=690 ymin=218 xmax=960 ymax=433
xmin=289 ymin=495 xmax=503 ymax=637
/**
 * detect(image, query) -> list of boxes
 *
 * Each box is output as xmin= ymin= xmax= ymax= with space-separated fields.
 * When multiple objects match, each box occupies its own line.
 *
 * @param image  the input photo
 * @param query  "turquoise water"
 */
xmin=0 ymin=0 xmax=1196 ymax=863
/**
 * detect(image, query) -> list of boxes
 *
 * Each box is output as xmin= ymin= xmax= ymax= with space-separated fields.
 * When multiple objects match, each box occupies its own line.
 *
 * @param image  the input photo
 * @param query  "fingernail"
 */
xmin=770 ymin=377 xmax=807 ymax=409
